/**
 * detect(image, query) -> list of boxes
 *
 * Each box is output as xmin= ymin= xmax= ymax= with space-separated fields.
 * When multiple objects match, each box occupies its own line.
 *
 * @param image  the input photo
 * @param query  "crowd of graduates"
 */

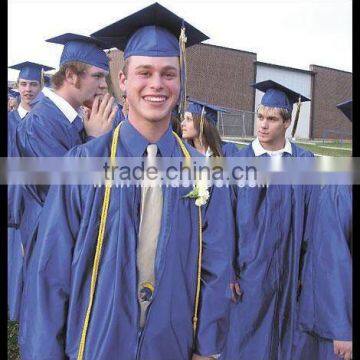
xmin=8 ymin=3 xmax=352 ymax=360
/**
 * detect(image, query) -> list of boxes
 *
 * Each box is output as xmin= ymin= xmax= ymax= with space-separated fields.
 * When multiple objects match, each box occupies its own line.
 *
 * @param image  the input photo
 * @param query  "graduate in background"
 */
xmin=21 ymin=3 xmax=235 ymax=359
xmin=222 ymin=80 xmax=319 ymax=359
xmin=15 ymin=34 xmax=116 ymax=348
xmin=296 ymin=100 xmax=353 ymax=360
xmin=181 ymin=99 xmax=240 ymax=157
xmin=7 ymin=61 xmax=54 ymax=321
xmin=8 ymin=62 xmax=54 ymax=139
xmin=8 ymin=88 xmax=20 ymax=111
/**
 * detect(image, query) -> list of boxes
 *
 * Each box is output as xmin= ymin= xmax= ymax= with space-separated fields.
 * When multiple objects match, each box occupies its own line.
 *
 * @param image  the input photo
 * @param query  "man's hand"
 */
xmin=84 ymin=94 xmax=117 ymax=137
xmin=334 ymin=340 xmax=352 ymax=360
xmin=192 ymin=354 xmax=218 ymax=360
xmin=230 ymin=282 xmax=242 ymax=303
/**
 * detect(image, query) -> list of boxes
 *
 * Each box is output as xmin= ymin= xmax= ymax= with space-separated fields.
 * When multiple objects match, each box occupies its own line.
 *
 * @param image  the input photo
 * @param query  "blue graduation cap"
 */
xmin=46 ymin=33 xmax=110 ymax=71
xmin=186 ymin=99 xmax=228 ymax=126
xmin=90 ymin=2 xmax=209 ymax=59
xmin=43 ymin=74 xmax=52 ymax=88
xmin=8 ymin=88 xmax=20 ymax=99
xmin=336 ymin=100 xmax=352 ymax=122
xmin=252 ymin=80 xmax=310 ymax=114
xmin=9 ymin=61 xmax=54 ymax=82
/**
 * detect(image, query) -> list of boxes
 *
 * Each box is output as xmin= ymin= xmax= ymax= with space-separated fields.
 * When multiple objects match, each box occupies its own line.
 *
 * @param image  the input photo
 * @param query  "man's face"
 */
xmin=77 ymin=66 xmax=108 ymax=108
xmin=18 ymin=78 xmax=41 ymax=105
xmin=120 ymin=56 xmax=180 ymax=125
xmin=256 ymin=106 xmax=291 ymax=145
xmin=181 ymin=111 xmax=198 ymax=140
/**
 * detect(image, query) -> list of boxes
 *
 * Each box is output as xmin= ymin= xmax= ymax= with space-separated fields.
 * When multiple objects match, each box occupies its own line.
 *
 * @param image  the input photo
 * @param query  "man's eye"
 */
xmin=164 ymin=73 xmax=175 ymax=79
xmin=139 ymin=72 xmax=150 ymax=77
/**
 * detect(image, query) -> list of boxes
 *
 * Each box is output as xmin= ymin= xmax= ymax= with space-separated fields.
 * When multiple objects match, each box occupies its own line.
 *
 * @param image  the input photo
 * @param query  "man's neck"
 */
xmin=55 ymin=88 xmax=80 ymax=111
xmin=193 ymin=138 xmax=207 ymax=155
xmin=20 ymin=101 xmax=31 ymax=112
xmin=259 ymin=138 xmax=286 ymax=152
xmin=128 ymin=112 xmax=170 ymax=143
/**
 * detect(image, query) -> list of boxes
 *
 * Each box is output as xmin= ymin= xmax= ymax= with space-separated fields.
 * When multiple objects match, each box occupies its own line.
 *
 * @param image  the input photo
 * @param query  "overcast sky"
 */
xmin=8 ymin=0 xmax=352 ymax=81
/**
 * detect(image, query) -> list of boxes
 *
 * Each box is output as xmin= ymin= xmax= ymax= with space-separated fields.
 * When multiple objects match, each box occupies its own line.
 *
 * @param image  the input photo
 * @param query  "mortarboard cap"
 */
xmin=91 ymin=2 xmax=208 ymax=59
xmin=43 ymin=74 xmax=52 ymax=88
xmin=186 ymin=99 xmax=227 ymax=126
xmin=336 ymin=100 xmax=352 ymax=122
xmin=46 ymin=33 xmax=109 ymax=71
xmin=8 ymin=88 xmax=20 ymax=98
xmin=252 ymin=80 xmax=310 ymax=114
xmin=9 ymin=61 xmax=54 ymax=82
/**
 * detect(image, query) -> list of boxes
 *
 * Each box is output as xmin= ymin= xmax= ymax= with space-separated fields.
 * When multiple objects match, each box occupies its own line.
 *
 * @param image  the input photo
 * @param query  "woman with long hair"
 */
xmin=181 ymin=99 xmax=239 ymax=157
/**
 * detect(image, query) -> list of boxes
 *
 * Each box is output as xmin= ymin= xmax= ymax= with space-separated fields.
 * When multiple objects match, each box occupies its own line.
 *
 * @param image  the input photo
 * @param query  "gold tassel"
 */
xmin=40 ymin=68 xmax=45 ymax=88
xmin=178 ymin=24 xmax=187 ymax=122
xmin=291 ymin=95 xmax=302 ymax=139
xmin=199 ymin=106 xmax=206 ymax=147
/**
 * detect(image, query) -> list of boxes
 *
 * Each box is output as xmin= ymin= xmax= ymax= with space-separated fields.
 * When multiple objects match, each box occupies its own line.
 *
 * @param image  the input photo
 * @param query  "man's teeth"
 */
xmin=144 ymin=96 xmax=166 ymax=103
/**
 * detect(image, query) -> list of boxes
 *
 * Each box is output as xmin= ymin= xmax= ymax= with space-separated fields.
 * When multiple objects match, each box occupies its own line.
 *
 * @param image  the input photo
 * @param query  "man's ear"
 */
xmin=65 ymin=68 xmax=78 ymax=86
xmin=284 ymin=119 xmax=291 ymax=130
xmin=119 ymin=71 xmax=126 ymax=93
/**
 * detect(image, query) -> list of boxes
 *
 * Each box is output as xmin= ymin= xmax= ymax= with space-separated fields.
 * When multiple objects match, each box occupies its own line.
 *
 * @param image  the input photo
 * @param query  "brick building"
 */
xmin=107 ymin=43 xmax=352 ymax=140
xmin=310 ymin=65 xmax=352 ymax=140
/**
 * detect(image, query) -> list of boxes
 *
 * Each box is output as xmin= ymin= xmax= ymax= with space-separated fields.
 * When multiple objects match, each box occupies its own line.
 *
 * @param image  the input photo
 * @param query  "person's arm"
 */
xmin=193 ymin=185 xmax=235 ymax=357
xmin=299 ymin=185 xmax=352 ymax=351
xmin=21 ymin=183 xmax=83 ymax=360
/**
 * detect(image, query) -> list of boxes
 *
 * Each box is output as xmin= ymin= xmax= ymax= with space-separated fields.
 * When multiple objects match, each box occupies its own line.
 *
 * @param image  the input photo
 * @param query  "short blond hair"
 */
xmin=257 ymin=104 xmax=291 ymax=122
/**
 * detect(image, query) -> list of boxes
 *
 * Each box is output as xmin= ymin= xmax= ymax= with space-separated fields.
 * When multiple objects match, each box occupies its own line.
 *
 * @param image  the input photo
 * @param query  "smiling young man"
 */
xmin=21 ymin=4 xmax=235 ymax=360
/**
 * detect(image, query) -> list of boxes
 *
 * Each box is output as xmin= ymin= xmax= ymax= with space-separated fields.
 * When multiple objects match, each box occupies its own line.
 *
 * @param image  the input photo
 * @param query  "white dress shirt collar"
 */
xmin=42 ymin=87 xmax=80 ymax=123
xmin=252 ymin=137 xmax=292 ymax=157
xmin=17 ymin=104 xmax=28 ymax=119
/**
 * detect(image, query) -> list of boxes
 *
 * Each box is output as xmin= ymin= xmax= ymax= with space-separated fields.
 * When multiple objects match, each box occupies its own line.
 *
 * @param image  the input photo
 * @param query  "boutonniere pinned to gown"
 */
xmin=183 ymin=172 xmax=210 ymax=206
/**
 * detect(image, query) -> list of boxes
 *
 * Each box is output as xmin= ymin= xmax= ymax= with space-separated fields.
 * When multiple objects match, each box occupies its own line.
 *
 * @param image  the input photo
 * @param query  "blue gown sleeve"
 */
xmin=21 ymin=183 xmax=83 ymax=360
xmin=299 ymin=185 xmax=352 ymax=341
xmin=16 ymin=113 xmax=73 ymax=158
xmin=195 ymin=185 xmax=235 ymax=356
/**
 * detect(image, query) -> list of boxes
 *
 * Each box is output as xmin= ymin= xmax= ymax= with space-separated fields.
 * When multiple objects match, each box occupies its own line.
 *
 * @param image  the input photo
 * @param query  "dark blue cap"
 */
xmin=46 ymin=33 xmax=109 ymax=71
xmin=252 ymin=80 xmax=310 ymax=114
xmin=43 ymin=74 xmax=52 ymax=88
xmin=186 ymin=99 xmax=228 ymax=126
xmin=336 ymin=100 xmax=352 ymax=122
xmin=91 ymin=2 xmax=208 ymax=59
xmin=8 ymin=88 xmax=20 ymax=98
xmin=9 ymin=61 xmax=54 ymax=82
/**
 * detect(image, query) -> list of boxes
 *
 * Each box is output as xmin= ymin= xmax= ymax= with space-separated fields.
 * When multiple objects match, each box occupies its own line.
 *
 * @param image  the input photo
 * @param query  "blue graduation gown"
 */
xmin=15 ymin=95 xmax=86 ymax=341
xmin=20 ymin=122 xmax=235 ymax=360
xmin=113 ymin=103 xmax=125 ymax=128
xmin=294 ymin=185 xmax=352 ymax=359
xmin=222 ymin=141 xmax=319 ymax=360
xmin=221 ymin=141 xmax=241 ymax=157
xmin=8 ymin=109 xmax=25 ymax=320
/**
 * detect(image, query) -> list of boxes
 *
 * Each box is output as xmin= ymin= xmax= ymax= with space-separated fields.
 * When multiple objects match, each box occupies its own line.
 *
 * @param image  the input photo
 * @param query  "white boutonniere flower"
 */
xmin=183 ymin=173 xmax=210 ymax=207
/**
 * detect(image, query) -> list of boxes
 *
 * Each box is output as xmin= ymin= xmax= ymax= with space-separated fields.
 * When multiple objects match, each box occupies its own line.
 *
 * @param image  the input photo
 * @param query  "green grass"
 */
xmin=296 ymin=143 xmax=352 ymax=156
xmin=8 ymin=321 xmax=20 ymax=360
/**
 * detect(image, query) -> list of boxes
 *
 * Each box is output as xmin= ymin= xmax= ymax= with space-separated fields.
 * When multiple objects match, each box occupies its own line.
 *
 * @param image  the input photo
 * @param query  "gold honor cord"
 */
xmin=77 ymin=124 xmax=121 ymax=360
xmin=291 ymin=95 xmax=302 ymax=139
xmin=77 ymin=127 xmax=204 ymax=359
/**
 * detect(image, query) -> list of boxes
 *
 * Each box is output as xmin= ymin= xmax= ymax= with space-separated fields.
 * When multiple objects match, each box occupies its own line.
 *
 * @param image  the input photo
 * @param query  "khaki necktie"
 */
xmin=137 ymin=144 xmax=163 ymax=327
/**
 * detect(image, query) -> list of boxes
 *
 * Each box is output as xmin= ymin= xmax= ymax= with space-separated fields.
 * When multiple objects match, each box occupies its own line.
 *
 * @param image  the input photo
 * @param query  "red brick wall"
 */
xmin=310 ymin=65 xmax=352 ymax=140
xmin=186 ymin=44 xmax=256 ymax=111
